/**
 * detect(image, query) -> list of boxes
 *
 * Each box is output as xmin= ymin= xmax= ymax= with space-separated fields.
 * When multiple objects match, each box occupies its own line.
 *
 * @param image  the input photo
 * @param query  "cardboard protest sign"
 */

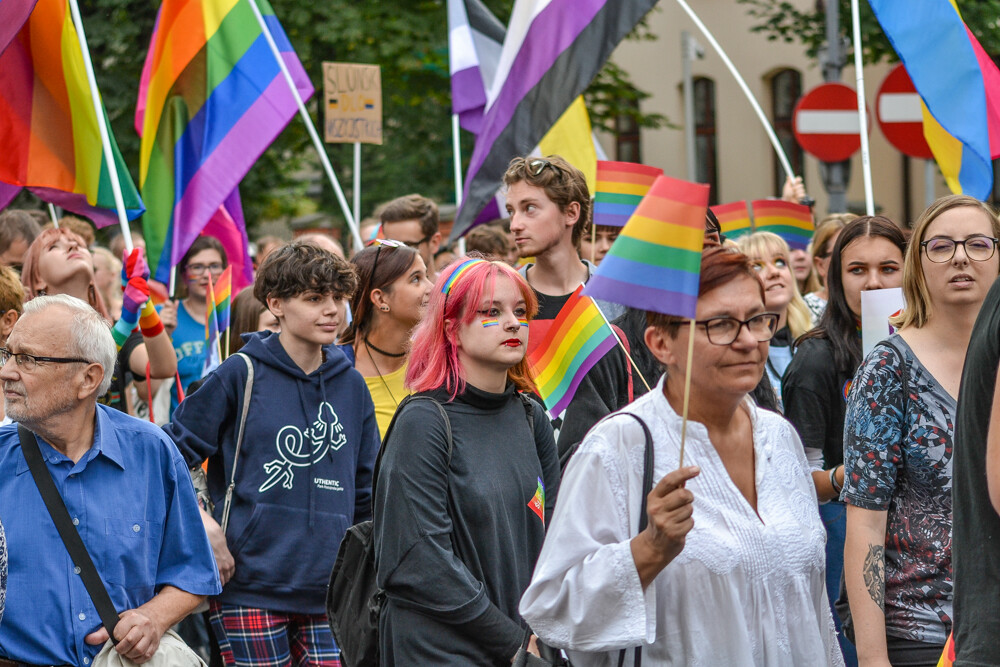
xmin=323 ymin=63 xmax=382 ymax=145
xmin=861 ymin=287 xmax=906 ymax=357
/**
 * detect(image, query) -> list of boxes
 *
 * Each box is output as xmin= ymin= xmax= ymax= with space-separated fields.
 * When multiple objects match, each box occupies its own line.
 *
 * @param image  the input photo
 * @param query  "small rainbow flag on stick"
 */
xmin=710 ymin=201 xmax=753 ymax=240
xmin=585 ymin=175 xmax=710 ymax=319
xmin=213 ymin=267 xmax=233 ymax=333
xmin=527 ymin=285 xmax=617 ymax=419
xmin=593 ymin=161 xmax=664 ymax=227
xmin=750 ymin=199 xmax=814 ymax=251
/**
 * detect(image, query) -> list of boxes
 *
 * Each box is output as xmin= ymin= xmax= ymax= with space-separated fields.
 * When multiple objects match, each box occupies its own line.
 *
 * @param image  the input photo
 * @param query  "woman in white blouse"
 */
xmin=520 ymin=247 xmax=843 ymax=666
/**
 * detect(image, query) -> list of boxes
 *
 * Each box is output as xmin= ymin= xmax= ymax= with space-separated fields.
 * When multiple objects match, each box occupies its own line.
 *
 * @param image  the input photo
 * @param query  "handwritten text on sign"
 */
xmin=323 ymin=63 xmax=382 ymax=145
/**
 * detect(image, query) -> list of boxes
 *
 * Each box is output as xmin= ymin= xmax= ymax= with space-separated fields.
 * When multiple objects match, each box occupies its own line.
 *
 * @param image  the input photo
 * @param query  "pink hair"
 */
xmin=406 ymin=255 xmax=538 ymax=398
xmin=21 ymin=227 xmax=110 ymax=322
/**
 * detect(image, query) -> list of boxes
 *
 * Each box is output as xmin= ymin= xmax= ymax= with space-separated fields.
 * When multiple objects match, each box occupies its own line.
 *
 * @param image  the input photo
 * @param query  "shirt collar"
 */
xmin=14 ymin=405 xmax=125 ymax=475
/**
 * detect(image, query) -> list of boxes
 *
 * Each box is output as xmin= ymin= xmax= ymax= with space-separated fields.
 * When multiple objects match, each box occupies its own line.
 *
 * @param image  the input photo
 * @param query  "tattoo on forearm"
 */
xmin=863 ymin=543 xmax=886 ymax=611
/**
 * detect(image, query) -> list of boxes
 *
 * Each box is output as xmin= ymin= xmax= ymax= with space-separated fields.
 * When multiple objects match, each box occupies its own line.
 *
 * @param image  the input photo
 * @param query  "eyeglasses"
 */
xmin=371 ymin=238 xmax=407 ymax=281
xmin=920 ymin=235 xmax=999 ymax=263
xmin=0 ymin=347 xmax=90 ymax=372
xmin=528 ymin=158 xmax=563 ymax=179
xmin=398 ymin=235 xmax=433 ymax=250
xmin=695 ymin=313 xmax=780 ymax=346
xmin=186 ymin=262 xmax=225 ymax=276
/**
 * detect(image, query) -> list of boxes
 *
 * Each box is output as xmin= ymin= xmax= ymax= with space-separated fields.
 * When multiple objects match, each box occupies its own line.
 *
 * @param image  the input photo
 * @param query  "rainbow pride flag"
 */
xmin=0 ymin=0 xmax=36 ymax=55
xmin=204 ymin=274 xmax=222 ymax=373
xmin=0 ymin=0 xmax=144 ymax=224
xmin=584 ymin=175 xmax=709 ymax=319
xmin=527 ymin=285 xmax=617 ymax=419
xmin=750 ymin=199 xmax=814 ymax=251
xmin=593 ymin=161 xmax=664 ymax=227
xmin=711 ymin=201 xmax=753 ymax=240
xmin=937 ymin=632 xmax=954 ymax=667
xmin=136 ymin=0 xmax=313 ymax=283
xmin=213 ymin=266 xmax=233 ymax=333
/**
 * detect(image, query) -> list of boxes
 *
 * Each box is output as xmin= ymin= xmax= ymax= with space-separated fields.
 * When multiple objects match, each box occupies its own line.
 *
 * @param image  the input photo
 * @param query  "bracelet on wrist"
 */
xmin=829 ymin=466 xmax=843 ymax=494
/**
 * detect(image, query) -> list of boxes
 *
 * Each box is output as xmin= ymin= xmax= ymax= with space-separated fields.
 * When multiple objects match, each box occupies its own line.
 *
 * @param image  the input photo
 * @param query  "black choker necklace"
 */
xmin=365 ymin=337 xmax=406 ymax=358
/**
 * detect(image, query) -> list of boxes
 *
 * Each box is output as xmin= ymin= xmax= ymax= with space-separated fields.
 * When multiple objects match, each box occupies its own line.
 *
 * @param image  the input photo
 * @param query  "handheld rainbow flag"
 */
xmin=750 ymin=199 xmax=814 ymax=251
xmin=204 ymin=275 xmax=222 ymax=374
xmin=584 ymin=175 xmax=709 ymax=319
xmin=527 ymin=285 xmax=617 ymax=419
xmin=213 ymin=266 xmax=233 ymax=333
xmin=593 ymin=161 xmax=664 ymax=227
xmin=0 ymin=0 xmax=36 ymax=55
xmin=710 ymin=201 xmax=753 ymax=240
xmin=936 ymin=632 xmax=954 ymax=667
xmin=136 ymin=0 xmax=313 ymax=283
xmin=0 ymin=0 xmax=144 ymax=224
xmin=869 ymin=0 xmax=1000 ymax=198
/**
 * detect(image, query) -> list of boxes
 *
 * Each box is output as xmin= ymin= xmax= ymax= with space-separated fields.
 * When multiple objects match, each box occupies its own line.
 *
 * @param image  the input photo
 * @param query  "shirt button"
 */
xmin=84 ymin=659 xmax=90 ymax=665
xmin=72 ymin=517 xmax=79 ymax=526
xmin=74 ymin=566 xmax=81 ymax=575
xmin=132 ymin=524 xmax=141 ymax=533
xmin=69 ymin=473 xmax=76 ymax=478
xmin=78 ymin=612 xmax=86 ymax=621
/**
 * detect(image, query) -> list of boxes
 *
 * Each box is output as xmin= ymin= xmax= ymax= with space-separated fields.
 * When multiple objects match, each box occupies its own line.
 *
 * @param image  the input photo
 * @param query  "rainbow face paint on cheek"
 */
xmin=481 ymin=319 xmax=499 ymax=327
xmin=518 ymin=319 xmax=529 ymax=327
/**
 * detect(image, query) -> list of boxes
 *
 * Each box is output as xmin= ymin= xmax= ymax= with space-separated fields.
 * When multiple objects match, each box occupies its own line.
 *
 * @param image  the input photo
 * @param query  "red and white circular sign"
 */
xmin=875 ymin=63 xmax=933 ymax=159
xmin=793 ymin=82 xmax=864 ymax=162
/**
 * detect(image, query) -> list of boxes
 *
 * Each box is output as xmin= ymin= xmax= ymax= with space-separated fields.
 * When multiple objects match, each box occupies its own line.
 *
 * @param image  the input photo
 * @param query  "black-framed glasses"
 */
xmin=528 ymin=158 xmax=563 ymax=179
xmin=920 ymin=235 xmax=999 ymax=263
xmin=399 ymin=235 xmax=433 ymax=250
xmin=695 ymin=313 xmax=780 ymax=346
xmin=186 ymin=262 xmax=225 ymax=276
xmin=0 ymin=347 xmax=91 ymax=372
xmin=371 ymin=238 xmax=407 ymax=280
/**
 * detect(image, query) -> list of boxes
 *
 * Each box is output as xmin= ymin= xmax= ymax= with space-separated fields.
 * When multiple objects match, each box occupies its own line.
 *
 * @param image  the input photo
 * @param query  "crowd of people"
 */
xmin=0 ymin=156 xmax=996 ymax=667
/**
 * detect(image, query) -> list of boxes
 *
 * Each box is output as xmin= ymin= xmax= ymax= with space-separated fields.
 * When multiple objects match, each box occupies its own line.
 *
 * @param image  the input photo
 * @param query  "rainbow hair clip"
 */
xmin=442 ymin=258 xmax=486 ymax=295
xmin=481 ymin=319 xmax=500 ymax=327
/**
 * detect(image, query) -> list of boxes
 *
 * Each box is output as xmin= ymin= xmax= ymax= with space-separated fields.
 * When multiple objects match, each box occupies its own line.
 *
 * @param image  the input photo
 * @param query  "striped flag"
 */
xmin=204 ymin=273 xmax=222 ymax=374
xmin=584 ymin=175 xmax=709 ymax=319
xmin=711 ymin=201 xmax=753 ymax=240
xmin=869 ymin=0 xmax=1000 ymax=198
xmin=447 ymin=0 xmax=505 ymax=134
xmin=0 ymin=0 xmax=144 ymax=224
xmin=213 ymin=266 xmax=233 ymax=333
xmin=750 ymin=199 xmax=814 ymax=251
xmin=0 ymin=0 xmax=36 ymax=55
xmin=594 ymin=161 xmax=663 ymax=227
xmin=451 ymin=0 xmax=656 ymax=240
xmin=527 ymin=285 xmax=617 ymax=418
xmin=136 ymin=0 xmax=313 ymax=283
xmin=201 ymin=190 xmax=253 ymax=291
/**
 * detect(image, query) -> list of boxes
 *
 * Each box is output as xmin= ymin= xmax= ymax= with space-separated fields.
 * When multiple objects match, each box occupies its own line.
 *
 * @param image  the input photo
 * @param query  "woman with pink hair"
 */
xmin=373 ymin=256 xmax=560 ymax=665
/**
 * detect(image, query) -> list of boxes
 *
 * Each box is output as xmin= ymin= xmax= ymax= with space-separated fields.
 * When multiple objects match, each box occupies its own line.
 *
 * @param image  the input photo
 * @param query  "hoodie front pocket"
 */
xmin=229 ymin=503 xmax=348 ymax=592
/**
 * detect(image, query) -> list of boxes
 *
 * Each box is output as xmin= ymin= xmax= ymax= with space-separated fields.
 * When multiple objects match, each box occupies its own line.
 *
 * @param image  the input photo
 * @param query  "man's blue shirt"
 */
xmin=0 ymin=404 xmax=221 ymax=666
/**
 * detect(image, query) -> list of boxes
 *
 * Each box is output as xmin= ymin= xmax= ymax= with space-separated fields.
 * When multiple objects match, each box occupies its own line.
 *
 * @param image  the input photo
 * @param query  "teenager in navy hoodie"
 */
xmin=167 ymin=242 xmax=378 ymax=666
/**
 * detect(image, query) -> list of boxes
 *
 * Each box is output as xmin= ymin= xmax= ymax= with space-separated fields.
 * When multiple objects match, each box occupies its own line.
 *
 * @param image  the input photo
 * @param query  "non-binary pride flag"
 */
xmin=136 ymin=0 xmax=313 ymax=283
xmin=750 ymin=199 xmax=814 ymax=251
xmin=527 ymin=285 xmax=617 ymax=419
xmin=0 ymin=0 xmax=144 ymax=225
xmin=585 ymin=175 xmax=710 ymax=320
xmin=710 ymin=201 xmax=753 ymax=240
xmin=593 ymin=161 xmax=663 ymax=227
xmin=869 ymin=0 xmax=1000 ymax=198
xmin=451 ymin=0 xmax=657 ymax=240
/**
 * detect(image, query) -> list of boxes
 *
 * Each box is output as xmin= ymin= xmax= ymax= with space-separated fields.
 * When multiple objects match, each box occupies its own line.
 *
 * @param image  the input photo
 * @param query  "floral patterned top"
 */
xmin=841 ymin=334 xmax=954 ymax=645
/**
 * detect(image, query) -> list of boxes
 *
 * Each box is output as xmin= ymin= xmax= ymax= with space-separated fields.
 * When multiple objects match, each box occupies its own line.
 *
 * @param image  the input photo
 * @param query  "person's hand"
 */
xmin=527 ymin=634 xmax=540 ymax=657
xmin=84 ymin=608 xmax=165 ymax=663
xmin=159 ymin=300 xmax=178 ymax=337
xmin=122 ymin=247 xmax=151 ymax=284
xmin=201 ymin=507 xmax=235 ymax=585
xmin=639 ymin=466 xmax=700 ymax=564
xmin=122 ymin=277 xmax=151 ymax=316
xmin=782 ymin=175 xmax=807 ymax=204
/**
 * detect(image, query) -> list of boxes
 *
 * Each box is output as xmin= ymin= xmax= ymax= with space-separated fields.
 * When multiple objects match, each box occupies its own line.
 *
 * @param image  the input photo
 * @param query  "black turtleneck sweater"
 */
xmin=373 ymin=382 xmax=560 ymax=666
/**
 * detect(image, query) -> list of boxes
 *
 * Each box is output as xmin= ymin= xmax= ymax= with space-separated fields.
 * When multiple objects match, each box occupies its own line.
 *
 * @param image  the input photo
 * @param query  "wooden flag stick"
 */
xmin=224 ymin=328 xmax=231 ymax=361
xmin=591 ymin=295 xmax=651 ymax=392
xmin=589 ymin=224 xmax=597 ymax=264
xmin=678 ymin=318 xmax=696 ymax=467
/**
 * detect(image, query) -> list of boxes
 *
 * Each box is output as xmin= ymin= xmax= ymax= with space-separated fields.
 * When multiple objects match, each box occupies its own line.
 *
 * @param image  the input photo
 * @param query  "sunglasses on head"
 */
xmin=527 ymin=158 xmax=563 ymax=180
xmin=371 ymin=238 xmax=407 ymax=281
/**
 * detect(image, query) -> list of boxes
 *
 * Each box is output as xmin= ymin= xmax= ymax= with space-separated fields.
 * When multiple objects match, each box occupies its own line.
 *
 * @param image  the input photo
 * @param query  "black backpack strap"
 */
xmin=19 ymin=424 xmax=121 ymax=641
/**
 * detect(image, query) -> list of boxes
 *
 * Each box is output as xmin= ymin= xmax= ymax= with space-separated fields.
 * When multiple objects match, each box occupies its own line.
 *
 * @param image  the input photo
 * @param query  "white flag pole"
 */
xmin=245 ymin=0 xmax=364 ymax=253
xmin=452 ymin=113 xmax=467 ymax=255
xmin=851 ymin=0 xmax=875 ymax=215
xmin=66 ymin=0 xmax=133 ymax=253
xmin=673 ymin=0 xmax=796 ymax=183
xmin=353 ymin=142 xmax=362 ymax=226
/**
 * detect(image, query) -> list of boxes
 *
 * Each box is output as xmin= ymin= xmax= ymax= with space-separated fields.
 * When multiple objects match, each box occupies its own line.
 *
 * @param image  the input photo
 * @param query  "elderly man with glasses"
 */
xmin=0 ymin=295 xmax=220 ymax=666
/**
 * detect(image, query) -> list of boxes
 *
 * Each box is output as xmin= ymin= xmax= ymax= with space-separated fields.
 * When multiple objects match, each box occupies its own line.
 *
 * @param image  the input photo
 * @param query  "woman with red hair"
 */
xmin=373 ymin=255 xmax=560 ymax=665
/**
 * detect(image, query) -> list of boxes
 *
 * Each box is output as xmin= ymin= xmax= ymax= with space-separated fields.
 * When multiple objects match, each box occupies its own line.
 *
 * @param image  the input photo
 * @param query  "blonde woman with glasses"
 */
xmin=842 ymin=195 xmax=1000 ymax=666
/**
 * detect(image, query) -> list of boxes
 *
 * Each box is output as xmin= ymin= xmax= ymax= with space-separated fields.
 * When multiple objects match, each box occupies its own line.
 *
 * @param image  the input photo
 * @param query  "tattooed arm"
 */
xmin=844 ymin=505 xmax=891 ymax=667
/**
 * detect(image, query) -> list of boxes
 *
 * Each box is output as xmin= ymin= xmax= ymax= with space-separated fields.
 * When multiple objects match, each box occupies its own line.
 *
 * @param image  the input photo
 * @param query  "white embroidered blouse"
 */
xmin=520 ymin=378 xmax=843 ymax=667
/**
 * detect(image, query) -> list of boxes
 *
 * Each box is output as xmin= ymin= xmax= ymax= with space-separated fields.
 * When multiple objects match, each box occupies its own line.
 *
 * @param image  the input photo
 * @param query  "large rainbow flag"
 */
xmin=585 ymin=175 xmax=709 ymax=319
xmin=0 ymin=0 xmax=144 ymax=225
xmin=527 ymin=284 xmax=617 ymax=418
xmin=750 ymin=199 xmax=814 ymax=251
xmin=869 ymin=0 xmax=1000 ymax=198
xmin=0 ymin=0 xmax=36 ymax=55
xmin=710 ymin=201 xmax=753 ymax=240
xmin=593 ymin=161 xmax=663 ymax=227
xmin=136 ymin=0 xmax=312 ymax=283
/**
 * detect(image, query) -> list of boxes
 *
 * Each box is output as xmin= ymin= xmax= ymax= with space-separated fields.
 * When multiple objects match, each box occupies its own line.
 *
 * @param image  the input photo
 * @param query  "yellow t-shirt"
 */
xmin=364 ymin=361 xmax=411 ymax=440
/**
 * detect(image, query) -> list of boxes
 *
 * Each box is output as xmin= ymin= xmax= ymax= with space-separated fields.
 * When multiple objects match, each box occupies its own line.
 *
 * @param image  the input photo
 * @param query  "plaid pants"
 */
xmin=209 ymin=601 xmax=341 ymax=667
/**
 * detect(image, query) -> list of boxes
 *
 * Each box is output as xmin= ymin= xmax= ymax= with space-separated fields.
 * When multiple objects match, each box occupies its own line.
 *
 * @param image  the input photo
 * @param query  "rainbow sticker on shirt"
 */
xmin=843 ymin=379 xmax=853 ymax=402
xmin=528 ymin=477 xmax=545 ymax=522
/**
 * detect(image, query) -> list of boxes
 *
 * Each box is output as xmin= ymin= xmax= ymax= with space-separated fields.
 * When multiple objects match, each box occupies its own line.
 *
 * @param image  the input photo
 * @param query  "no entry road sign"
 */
xmin=793 ymin=82 xmax=864 ymax=163
xmin=876 ymin=63 xmax=933 ymax=159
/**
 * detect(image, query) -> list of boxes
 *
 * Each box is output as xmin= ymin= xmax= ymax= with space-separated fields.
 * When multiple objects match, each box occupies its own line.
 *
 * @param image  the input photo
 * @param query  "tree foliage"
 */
xmin=76 ymin=0 xmax=664 ymax=238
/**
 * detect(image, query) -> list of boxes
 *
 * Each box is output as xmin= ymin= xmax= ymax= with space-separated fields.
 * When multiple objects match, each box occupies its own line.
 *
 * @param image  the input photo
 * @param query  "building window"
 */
xmin=615 ymin=99 xmax=641 ymax=163
xmin=771 ymin=69 xmax=805 ymax=196
xmin=694 ymin=77 xmax=718 ymax=205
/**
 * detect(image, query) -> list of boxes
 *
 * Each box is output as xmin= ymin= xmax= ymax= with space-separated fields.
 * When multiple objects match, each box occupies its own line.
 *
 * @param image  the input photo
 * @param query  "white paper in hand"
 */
xmin=861 ymin=287 xmax=906 ymax=358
